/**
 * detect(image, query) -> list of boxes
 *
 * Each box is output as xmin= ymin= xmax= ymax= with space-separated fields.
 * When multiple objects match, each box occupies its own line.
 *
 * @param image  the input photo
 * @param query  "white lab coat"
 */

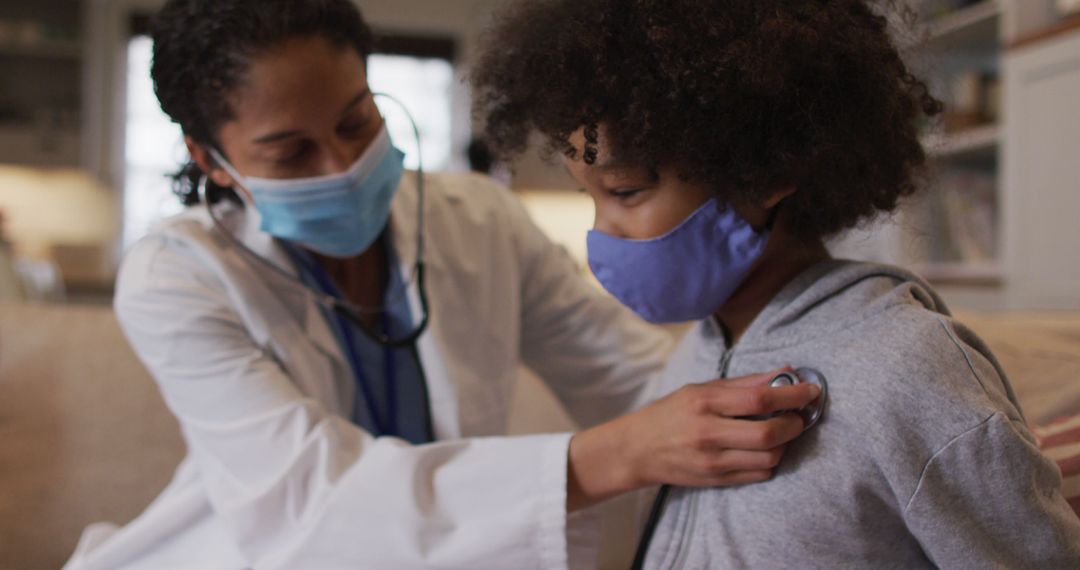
xmin=65 ymin=172 xmax=670 ymax=570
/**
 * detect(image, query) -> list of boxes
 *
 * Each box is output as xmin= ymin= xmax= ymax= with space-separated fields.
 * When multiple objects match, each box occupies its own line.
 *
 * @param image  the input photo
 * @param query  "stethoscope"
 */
xmin=199 ymin=93 xmax=430 ymax=349
xmin=630 ymin=367 xmax=829 ymax=570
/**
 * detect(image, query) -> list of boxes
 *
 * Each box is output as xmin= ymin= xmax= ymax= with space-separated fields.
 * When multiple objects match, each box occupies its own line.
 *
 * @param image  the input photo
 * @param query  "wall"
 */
xmin=517 ymin=190 xmax=594 ymax=269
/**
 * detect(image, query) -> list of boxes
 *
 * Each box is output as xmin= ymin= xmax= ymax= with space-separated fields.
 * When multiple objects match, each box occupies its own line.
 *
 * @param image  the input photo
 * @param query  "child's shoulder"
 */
xmin=755 ymin=260 xmax=1025 ymax=454
xmin=822 ymin=281 xmax=1024 ymax=454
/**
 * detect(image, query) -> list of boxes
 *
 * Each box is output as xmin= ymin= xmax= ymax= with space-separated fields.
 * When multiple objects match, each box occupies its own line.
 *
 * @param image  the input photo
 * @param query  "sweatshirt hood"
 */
xmin=733 ymin=259 xmax=951 ymax=354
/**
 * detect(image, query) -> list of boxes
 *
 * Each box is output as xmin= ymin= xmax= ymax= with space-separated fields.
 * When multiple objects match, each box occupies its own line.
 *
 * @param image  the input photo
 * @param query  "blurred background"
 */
xmin=2 ymin=1 xmax=1080 ymax=569
xmin=0 ymin=0 xmax=1078 ymax=311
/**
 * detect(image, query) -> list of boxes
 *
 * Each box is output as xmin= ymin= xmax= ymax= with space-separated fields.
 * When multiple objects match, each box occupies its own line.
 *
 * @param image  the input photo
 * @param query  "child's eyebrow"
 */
xmin=599 ymin=160 xmax=654 ymax=179
xmin=597 ymin=152 xmax=654 ymax=176
xmin=597 ymin=154 xmax=633 ymax=171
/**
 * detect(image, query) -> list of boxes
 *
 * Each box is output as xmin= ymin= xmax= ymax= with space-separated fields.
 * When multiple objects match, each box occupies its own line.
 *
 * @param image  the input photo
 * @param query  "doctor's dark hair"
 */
xmin=150 ymin=0 xmax=374 ymax=205
xmin=472 ymin=0 xmax=942 ymax=240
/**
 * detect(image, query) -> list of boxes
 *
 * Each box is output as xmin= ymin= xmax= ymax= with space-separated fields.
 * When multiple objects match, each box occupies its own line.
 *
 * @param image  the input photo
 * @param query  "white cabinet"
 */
xmin=1003 ymin=30 xmax=1080 ymax=309
xmin=832 ymin=1 xmax=1007 ymax=303
xmin=830 ymin=3 xmax=1080 ymax=310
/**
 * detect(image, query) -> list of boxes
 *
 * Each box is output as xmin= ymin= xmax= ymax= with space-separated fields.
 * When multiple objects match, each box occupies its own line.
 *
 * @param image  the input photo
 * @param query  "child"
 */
xmin=473 ymin=0 xmax=1080 ymax=566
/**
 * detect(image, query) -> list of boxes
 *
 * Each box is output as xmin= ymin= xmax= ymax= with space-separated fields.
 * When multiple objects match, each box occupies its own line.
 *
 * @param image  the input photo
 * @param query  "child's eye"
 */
xmin=610 ymin=188 xmax=644 ymax=200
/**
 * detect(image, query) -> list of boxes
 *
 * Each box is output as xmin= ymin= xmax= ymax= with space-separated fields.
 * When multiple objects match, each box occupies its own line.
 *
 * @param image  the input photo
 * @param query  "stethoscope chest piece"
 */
xmin=630 ymin=366 xmax=831 ymax=570
xmin=768 ymin=367 xmax=828 ymax=431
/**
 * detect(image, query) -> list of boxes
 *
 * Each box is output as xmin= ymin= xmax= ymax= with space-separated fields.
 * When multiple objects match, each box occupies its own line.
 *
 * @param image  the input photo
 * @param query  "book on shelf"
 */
xmin=933 ymin=168 xmax=997 ymax=264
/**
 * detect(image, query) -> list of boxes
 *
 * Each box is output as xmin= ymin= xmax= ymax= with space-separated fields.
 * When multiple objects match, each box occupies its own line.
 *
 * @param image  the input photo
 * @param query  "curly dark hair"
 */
xmin=150 ymin=0 xmax=374 ymax=205
xmin=471 ymin=0 xmax=942 ymax=239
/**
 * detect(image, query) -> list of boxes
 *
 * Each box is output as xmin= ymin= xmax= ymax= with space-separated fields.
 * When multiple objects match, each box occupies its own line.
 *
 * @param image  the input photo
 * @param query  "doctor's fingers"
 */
xmin=695 ymin=382 xmax=821 ymax=418
xmin=696 ymin=446 xmax=787 ymax=476
xmin=702 ymin=413 xmax=806 ymax=451
xmin=711 ymin=367 xmax=795 ymax=389
xmin=685 ymin=468 xmax=775 ymax=488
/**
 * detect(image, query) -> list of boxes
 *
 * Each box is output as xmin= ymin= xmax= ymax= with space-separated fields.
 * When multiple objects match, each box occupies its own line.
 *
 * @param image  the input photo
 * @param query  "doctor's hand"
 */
xmin=566 ymin=369 xmax=820 ymax=511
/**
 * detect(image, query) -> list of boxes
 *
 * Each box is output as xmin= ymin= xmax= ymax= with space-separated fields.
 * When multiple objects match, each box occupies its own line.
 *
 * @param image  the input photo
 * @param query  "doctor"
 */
xmin=65 ymin=0 xmax=821 ymax=568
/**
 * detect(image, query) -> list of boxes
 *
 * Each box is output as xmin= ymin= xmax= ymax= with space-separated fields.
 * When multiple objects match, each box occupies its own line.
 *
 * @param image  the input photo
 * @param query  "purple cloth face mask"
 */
xmin=587 ymin=197 xmax=769 ymax=323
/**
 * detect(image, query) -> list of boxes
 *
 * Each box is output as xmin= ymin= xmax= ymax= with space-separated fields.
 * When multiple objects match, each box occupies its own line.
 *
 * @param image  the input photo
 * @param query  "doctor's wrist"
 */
xmin=566 ymin=419 xmax=639 ymax=512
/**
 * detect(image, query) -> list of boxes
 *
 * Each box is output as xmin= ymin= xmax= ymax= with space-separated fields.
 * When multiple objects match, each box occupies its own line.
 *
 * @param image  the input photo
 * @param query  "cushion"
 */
xmin=955 ymin=311 xmax=1080 ymax=426
xmin=1034 ymin=414 xmax=1080 ymax=517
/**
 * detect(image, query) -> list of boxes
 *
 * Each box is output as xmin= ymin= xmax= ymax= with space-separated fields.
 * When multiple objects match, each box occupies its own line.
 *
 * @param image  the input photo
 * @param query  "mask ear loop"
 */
xmin=198 ymin=173 xmax=343 ymax=312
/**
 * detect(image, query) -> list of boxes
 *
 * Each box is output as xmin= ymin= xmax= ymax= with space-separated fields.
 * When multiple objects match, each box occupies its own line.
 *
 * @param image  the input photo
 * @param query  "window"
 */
xmin=121 ymin=33 xmax=458 ymax=248
xmin=122 ymin=35 xmax=184 ymax=249
xmin=366 ymin=53 xmax=455 ymax=172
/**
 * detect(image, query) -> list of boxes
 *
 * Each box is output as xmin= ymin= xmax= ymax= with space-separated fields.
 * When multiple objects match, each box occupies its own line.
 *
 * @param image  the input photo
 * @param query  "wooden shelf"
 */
xmin=923 ymin=124 xmax=1000 ymax=159
xmin=1009 ymin=13 xmax=1080 ymax=51
xmin=929 ymin=2 xmax=1000 ymax=37
xmin=0 ymin=124 xmax=81 ymax=168
xmin=907 ymin=1 xmax=1001 ymax=49
xmin=0 ymin=41 xmax=81 ymax=61
xmin=917 ymin=262 xmax=1003 ymax=286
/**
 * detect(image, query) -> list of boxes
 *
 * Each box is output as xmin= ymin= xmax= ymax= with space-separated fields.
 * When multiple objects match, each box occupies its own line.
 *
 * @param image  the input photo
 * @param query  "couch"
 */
xmin=2 ymin=302 xmax=1079 ymax=570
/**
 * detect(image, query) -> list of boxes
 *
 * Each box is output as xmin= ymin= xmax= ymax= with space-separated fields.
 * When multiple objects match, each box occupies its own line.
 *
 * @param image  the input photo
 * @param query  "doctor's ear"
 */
xmin=185 ymin=136 xmax=237 ymax=190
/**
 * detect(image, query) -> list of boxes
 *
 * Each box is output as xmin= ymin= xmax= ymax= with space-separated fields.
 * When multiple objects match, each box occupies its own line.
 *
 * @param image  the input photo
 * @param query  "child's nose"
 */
xmin=592 ymin=214 xmax=623 ymax=238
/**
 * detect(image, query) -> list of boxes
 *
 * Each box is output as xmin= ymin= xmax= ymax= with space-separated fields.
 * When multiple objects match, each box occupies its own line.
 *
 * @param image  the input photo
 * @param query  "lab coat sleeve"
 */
xmin=497 ymin=185 xmax=673 ymax=428
xmin=902 ymin=413 xmax=1080 ymax=567
xmin=114 ymin=237 xmax=576 ymax=570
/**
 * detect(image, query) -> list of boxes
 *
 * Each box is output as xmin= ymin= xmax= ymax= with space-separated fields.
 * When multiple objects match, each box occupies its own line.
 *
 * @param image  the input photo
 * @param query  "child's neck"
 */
xmin=713 ymin=226 xmax=830 ymax=347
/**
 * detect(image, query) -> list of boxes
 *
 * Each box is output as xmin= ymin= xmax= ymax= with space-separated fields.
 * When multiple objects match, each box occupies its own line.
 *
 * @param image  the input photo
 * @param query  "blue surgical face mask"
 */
xmin=586 ymin=197 xmax=770 ymax=323
xmin=209 ymin=126 xmax=405 ymax=258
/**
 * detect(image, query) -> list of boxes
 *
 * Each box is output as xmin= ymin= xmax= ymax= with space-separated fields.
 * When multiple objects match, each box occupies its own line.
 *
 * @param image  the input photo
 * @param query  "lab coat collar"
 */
xmin=209 ymin=194 xmax=295 ymax=278
xmin=207 ymin=191 xmax=341 ymax=376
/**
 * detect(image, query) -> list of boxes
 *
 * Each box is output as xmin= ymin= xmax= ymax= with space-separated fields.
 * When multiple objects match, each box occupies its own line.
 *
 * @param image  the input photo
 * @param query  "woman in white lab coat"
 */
xmin=65 ymin=1 xmax=821 ymax=568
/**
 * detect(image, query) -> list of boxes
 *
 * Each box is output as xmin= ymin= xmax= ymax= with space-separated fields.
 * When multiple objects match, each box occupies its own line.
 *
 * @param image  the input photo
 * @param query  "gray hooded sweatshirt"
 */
xmin=642 ymin=260 xmax=1080 ymax=569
